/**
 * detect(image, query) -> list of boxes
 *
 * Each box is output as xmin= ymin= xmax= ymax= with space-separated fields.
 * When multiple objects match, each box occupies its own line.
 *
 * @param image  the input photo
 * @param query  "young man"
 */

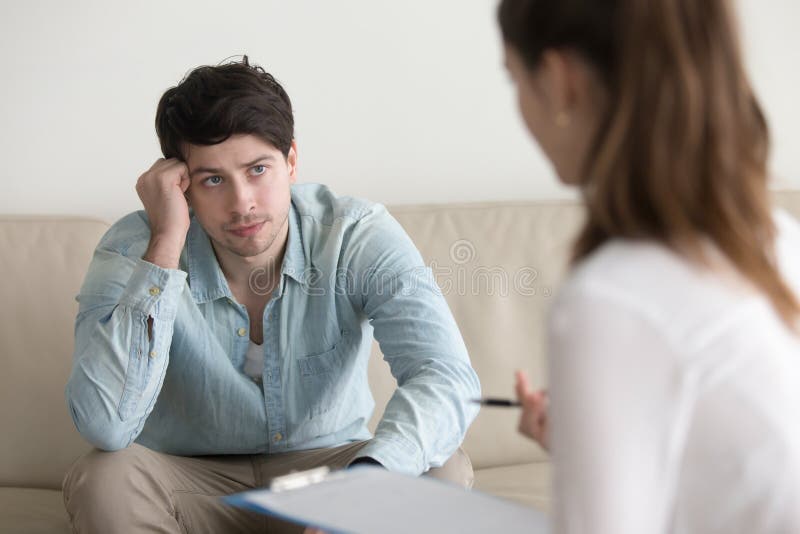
xmin=63 ymin=57 xmax=480 ymax=533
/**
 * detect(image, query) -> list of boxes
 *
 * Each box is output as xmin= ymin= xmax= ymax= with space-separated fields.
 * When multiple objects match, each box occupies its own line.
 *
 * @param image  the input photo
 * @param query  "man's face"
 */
xmin=184 ymin=134 xmax=297 ymax=261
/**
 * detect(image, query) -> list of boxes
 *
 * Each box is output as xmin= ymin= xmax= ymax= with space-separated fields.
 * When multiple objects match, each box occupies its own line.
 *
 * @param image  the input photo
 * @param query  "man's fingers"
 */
xmin=155 ymin=158 xmax=187 ymax=176
xmin=179 ymin=174 xmax=191 ymax=194
xmin=145 ymin=157 xmax=169 ymax=173
xmin=139 ymin=158 xmax=190 ymax=190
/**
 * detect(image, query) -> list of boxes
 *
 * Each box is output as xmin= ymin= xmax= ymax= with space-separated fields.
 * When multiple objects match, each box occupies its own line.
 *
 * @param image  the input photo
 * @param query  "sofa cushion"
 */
xmin=0 ymin=488 xmax=69 ymax=533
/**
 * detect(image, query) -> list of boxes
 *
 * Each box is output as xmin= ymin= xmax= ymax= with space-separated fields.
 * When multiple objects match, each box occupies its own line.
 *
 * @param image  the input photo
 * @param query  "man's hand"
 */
xmin=347 ymin=457 xmax=384 ymax=469
xmin=135 ymin=158 xmax=191 ymax=269
xmin=515 ymin=370 xmax=550 ymax=451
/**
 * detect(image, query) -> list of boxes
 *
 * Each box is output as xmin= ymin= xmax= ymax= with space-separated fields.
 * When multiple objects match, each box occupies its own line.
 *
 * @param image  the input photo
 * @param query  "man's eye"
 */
xmin=252 ymin=165 xmax=266 ymax=175
xmin=203 ymin=175 xmax=223 ymax=187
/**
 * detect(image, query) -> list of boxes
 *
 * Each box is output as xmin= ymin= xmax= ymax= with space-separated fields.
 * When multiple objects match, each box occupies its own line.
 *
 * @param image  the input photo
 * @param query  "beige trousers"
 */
xmin=63 ymin=441 xmax=473 ymax=533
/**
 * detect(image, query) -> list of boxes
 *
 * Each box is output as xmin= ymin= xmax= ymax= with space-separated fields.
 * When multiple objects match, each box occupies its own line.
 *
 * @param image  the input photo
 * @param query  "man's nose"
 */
xmin=228 ymin=177 xmax=256 ymax=216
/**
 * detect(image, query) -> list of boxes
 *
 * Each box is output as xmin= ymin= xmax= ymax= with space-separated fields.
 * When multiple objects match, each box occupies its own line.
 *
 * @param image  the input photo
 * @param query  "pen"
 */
xmin=471 ymin=397 xmax=522 ymax=407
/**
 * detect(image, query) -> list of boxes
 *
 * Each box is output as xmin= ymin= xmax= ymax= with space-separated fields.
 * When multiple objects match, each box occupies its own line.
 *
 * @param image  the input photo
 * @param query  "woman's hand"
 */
xmin=515 ymin=370 xmax=550 ymax=451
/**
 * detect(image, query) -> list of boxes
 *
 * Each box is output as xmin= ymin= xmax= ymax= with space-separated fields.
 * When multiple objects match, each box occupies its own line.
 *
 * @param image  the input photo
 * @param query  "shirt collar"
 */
xmin=186 ymin=203 xmax=307 ymax=304
xmin=186 ymin=217 xmax=232 ymax=304
xmin=281 ymin=202 xmax=307 ymax=286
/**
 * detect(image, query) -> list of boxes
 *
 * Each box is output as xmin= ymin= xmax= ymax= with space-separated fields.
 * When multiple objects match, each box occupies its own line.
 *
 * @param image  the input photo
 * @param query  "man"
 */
xmin=63 ymin=57 xmax=480 ymax=533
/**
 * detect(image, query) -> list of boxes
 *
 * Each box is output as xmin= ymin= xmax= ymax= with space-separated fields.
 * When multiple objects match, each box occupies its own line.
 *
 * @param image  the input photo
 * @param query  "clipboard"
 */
xmin=223 ymin=465 xmax=549 ymax=533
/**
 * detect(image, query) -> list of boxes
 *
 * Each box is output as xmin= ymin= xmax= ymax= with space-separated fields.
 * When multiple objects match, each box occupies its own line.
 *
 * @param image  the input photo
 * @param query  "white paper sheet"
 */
xmin=224 ymin=466 xmax=549 ymax=534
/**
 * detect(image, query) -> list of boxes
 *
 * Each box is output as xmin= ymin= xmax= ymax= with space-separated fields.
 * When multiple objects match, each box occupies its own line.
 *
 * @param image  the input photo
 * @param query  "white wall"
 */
xmin=1 ymin=0 xmax=797 ymax=222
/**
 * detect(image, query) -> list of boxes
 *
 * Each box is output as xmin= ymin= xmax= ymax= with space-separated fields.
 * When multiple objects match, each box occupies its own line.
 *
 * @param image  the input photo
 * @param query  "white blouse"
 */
xmin=548 ymin=210 xmax=800 ymax=534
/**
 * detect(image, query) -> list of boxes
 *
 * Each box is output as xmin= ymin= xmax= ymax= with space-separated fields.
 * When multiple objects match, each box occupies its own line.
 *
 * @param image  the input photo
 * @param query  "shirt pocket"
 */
xmin=296 ymin=331 xmax=350 ymax=419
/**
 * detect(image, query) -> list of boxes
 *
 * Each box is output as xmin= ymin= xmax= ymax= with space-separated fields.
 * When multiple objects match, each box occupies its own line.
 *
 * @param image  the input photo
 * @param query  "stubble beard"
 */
xmin=228 ymin=208 xmax=290 ymax=259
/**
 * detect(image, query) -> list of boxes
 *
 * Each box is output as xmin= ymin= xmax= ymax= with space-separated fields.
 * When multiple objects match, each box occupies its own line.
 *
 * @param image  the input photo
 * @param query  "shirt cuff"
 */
xmin=353 ymin=434 xmax=425 ymax=476
xmin=118 ymin=258 xmax=187 ymax=320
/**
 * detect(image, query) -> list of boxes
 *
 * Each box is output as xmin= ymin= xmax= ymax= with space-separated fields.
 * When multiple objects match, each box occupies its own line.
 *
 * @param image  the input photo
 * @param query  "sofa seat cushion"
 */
xmin=0 ymin=488 xmax=69 ymax=534
xmin=473 ymin=461 xmax=551 ymax=513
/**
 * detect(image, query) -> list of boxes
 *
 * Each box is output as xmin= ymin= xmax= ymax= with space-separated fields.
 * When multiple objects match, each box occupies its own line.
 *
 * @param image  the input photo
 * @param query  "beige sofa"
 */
xmin=2 ymin=191 xmax=799 ymax=533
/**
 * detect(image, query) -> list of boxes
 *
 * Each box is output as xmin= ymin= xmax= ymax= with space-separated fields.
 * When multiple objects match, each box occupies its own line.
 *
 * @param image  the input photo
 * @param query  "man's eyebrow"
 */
xmin=242 ymin=155 xmax=276 ymax=168
xmin=189 ymin=155 xmax=276 ymax=178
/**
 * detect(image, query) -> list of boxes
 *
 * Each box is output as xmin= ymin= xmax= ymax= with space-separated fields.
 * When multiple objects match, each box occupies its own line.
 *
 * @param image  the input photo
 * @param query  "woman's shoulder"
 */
xmin=559 ymin=239 xmax=699 ymax=306
xmin=554 ymin=210 xmax=800 ymax=347
xmin=563 ymin=207 xmax=800 ymax=297
xmin=553 ymin=238 xmax=758 ymax=345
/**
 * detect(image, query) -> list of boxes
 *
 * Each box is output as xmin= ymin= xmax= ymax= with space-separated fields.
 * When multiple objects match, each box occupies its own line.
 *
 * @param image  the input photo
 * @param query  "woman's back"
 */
xmin=548 ymin=210 xmax=800 ymax=533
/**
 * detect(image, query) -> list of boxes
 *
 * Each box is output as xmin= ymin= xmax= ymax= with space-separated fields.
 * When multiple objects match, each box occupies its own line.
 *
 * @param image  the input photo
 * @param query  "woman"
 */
xmin=501 ymin=0 xmax=800 ymax=532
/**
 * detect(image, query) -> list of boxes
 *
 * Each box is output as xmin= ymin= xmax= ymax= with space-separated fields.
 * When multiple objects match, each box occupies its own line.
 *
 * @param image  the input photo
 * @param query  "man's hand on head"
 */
xmin=136 ymin=158 xmax=192 ymax=269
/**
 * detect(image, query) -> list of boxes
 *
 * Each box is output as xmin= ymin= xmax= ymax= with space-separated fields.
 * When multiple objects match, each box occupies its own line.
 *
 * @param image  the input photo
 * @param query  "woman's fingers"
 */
xmin=515 ymin=369 xmax=534 ymax=401
xmin=514 ymin=371 xmax=550 ymax=451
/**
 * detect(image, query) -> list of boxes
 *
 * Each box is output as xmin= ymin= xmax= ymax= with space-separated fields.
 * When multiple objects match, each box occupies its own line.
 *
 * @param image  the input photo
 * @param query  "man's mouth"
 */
xmin=227 ymin=221 xmax=265 ymax=238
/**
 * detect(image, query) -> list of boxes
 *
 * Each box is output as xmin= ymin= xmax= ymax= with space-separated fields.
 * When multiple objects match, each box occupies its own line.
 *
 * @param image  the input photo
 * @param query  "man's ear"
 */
xmin=287 ymin=140 xmax=298 ymax=183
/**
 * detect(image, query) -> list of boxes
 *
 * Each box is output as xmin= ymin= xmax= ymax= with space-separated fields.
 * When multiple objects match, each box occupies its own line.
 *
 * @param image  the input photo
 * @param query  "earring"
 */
xmin=555 ymin=111 xmax=571 ymax=128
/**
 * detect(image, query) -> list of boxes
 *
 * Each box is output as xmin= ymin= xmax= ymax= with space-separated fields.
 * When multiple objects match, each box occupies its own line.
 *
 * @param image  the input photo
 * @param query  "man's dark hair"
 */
xmin=155 ymin=55 xmax=294 ymax=160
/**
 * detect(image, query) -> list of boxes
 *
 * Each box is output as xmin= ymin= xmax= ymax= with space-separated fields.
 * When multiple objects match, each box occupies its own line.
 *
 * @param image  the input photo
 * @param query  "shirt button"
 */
xmin=237 ymin=327 xmax=247 ymax=337
xmin=149 ymin=351 xmax=157 ymax=358
xmin=273 ymin=433 xmax=283 ymax=443
xmin=149 ymin=287 xmax=161 ymax=296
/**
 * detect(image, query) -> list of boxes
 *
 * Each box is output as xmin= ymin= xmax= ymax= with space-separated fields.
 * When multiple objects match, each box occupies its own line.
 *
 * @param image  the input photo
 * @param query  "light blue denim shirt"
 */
xmin=66 ymin=183 xmax=480 ymax=475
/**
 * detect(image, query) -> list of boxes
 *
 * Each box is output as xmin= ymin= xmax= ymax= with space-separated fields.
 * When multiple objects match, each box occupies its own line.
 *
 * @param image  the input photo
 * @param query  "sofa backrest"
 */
xmin=0 ymin=217 xmax=108 ymax=489
xmin=2 ymin=191 xmax=799 ymax=488
xmin=775 ymin=190 xmax=800 ymax=219
xmin=369 ymin=190 xmax=800 ymax=470
xmin=367 ymin=200 xmax=585 ymax=470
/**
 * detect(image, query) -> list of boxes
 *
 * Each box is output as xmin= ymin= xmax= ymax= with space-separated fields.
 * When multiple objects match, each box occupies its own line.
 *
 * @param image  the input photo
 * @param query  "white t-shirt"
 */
xmin=548 ymin=210 xmax=800 ymax=534
xmin=244 ymin=340 xmax=264 ymax=383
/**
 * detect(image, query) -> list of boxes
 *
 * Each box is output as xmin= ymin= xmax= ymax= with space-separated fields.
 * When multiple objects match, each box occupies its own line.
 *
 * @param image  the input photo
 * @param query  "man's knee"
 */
xmin=63 ymin=444 xmax=173 ymax=529
xmin=424 ymin=446 xmax=474 ymax=488
xmin=64 ymin=444 xmax=153 ymax=499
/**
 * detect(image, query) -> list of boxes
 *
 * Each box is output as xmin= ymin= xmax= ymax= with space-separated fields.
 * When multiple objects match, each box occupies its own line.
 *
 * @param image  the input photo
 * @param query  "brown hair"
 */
xmin=499 ymin=0 xmax=800 ymax=329
xmin=155 ymin=55 xmax=294 ymax=160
